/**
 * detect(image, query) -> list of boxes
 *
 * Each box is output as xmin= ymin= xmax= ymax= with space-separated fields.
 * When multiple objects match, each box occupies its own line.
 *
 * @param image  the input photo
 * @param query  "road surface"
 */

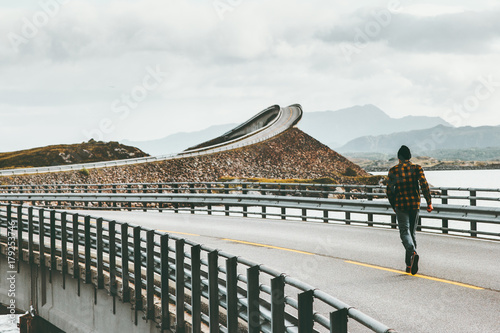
xmin=74 ymin=209 xmax=500 ymax=333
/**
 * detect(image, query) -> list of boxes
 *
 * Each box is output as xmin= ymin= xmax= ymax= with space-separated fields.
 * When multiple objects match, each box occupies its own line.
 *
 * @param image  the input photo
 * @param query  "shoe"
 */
xmin=410 ymin=252 xmax=419 ymax=275
xmin=406 ymin=266 xmax=411 ymax=273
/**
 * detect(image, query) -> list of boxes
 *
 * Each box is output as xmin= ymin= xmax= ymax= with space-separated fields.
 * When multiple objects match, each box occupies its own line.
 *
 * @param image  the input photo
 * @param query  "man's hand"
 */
xmin=427 ymin=204 xmax=433 ymax=213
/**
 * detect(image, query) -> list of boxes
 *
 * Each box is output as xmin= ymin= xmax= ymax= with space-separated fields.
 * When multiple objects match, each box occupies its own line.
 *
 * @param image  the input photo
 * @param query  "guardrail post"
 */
xmin=281 ymin=206 xmax=286 ymax=220
xmin=50 ymin=210 xmax=57 ymax=281
xmin=146 ymin=230 xmax=155 ymax=320
xmin=127 ymin=185 xmax=132 ymax=211
xmin=191 ymin=244 xmax=201 ymax=333
xmin=188 ymin=183 xmax=195 ymax=214
xmin=302 ymin=208 xmax=307 ymax=222
xmin=367 ymin=213 xmax=373 ymax=227
xmin=271 ymin=275 xmax=285 ymax=333
xmin=174 ymin=184 xmax=179 ymax=213
xmin=98 ymin=185 xmax=102 ymax=208
xmin=322 ymin=185 xmax=329 ymax=199
xmin=345 ymin=187 xmax=351 ymax=200
xmin=133 ymin=226 xmax=143 ymax=325
xmin=121 ymin=223 xmax=130 ymax=302
xmin=323 ymin=210 xmax=328 ymax=223
xmin=208 ymin=250 xmax=219 ymax=333
xmin=345 ymin=212 xmax=351 ymax=225
xmin=112 ymin=185 xmax=117 ymax=210
xmin=70 ymin=185 xmax=76 ymax=208
xmin=206 ymin=184 xmax=213 ymax=215
xmin=367 ymin=187 xmax=373 ymax=201
xmin=226 ymin=257 xmax=238 ymax=333
xmin=391 ymin=215 xmax=397 ymax=229
xmin=16 ymin=206 xmax=23 ymax=272
xmin=6 ymin=203 xmax=11 ymax=234
xmin=330 ymin=308 xmax=348 ymax=333
xmin=143 ymin=184 xmax=148 ymax=212
xmin=72 ymin=214 xmax=80 ymax=286
xmin=84 ymin=215 xmax=92 ymax=284
xmin=97 ymin=218 xmax=104 ymax=289
xmin=28 ymin=207 xmax=34 ymax=265
xmin=31 ymin=185 xmax=36 ymax=206
xmin=39 ymin=209 xmax=47 ymax=305
xmin=247 ymin=266 xmax=260 ymax=333
xmin=298 ymin=290 xmax=314 ymax=333
xmin=109 ymin=221 xmax=117 ymax=300
xmin=441 ymin=216 xmax=448 ymax=234
xmin=470 ymin=190 xmax=476 ymax=206
xmin=470 ymin=190 xmax=477 ymax=237
xmin=441 ymin=189 xmax=448 ymax=205
xmin=176 ymin=238 xmax=185 ymax=333
xmin=242 ymin=183 xmax=248 ymax=195
xmin=158 ymin=184 xmax=164 ymax=212
xmin=61 ymin=212 xmax=67 ymax=289
xmin=84 ymin=185 xmax=89 ymax=207
xmin=262 ymin=206 xmax=267 ymax=219
xmin=160 ymin=234 xmax=170 ymax=331
xmin=39 ymin=208 xmax=45 ymax=264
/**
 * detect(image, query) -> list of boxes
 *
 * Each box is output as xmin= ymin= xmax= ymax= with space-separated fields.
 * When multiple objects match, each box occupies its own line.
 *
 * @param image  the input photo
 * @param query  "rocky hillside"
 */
xmin=0 ymin=140 xmax=149 ymax=170
xmin=1 ymin=128 xmax=380 ymax=186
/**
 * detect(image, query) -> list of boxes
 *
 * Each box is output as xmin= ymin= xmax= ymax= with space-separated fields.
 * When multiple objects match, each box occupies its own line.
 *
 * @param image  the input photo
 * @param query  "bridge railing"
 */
xmin=2 ymin=181 xmax=500 ymax=207
xmin=0 ymin=203 xmax=396 ymax=333
xmin=0 ymin=185 xmax=499 ymax=240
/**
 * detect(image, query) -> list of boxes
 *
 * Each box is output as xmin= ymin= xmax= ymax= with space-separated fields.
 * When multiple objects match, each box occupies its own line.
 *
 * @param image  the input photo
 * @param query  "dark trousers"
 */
xmin=395 ymin=208 xmax=419 ymax=266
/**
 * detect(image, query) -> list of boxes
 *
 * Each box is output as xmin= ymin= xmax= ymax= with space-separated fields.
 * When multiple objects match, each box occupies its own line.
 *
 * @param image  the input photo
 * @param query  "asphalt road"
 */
xmin=76 ymin=209 xmax=500 ymax=333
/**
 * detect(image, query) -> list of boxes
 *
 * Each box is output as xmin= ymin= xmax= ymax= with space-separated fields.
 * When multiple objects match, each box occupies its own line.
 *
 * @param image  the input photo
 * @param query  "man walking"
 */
xmin=387 ymin=145 xmax=433 ymax=275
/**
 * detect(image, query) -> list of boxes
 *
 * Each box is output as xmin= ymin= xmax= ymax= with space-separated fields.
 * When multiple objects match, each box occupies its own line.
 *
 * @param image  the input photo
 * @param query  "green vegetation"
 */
xmin=79 ymin=168 xmax=90 ymax=177
xmin=342 ymin=167 xmax=358 ymax=177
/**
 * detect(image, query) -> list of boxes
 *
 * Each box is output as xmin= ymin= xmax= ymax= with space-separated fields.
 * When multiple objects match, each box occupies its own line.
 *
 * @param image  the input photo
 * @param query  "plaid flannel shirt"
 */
xmin=387 ymin=161 xmax=432 ymax=211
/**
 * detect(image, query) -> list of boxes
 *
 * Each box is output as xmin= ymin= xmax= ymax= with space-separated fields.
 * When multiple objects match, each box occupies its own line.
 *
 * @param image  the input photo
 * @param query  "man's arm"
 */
xmin=417 ymin=165 xmax=433 ymax=212
xmin=387 ymin=167 xmax=397 ymax=210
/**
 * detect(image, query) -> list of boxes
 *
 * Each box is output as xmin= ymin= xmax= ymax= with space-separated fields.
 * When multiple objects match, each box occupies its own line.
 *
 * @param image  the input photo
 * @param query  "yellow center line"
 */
xmin=159 ymin=230 xmax=200 ymax=237
xmin=345 ymin=260 xmax=484 ymax=290
xmin=223 ymin=238 xmax=314 ymax=255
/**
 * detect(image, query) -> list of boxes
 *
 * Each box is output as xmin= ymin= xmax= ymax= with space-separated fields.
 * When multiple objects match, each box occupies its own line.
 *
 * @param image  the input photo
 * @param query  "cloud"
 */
xmin=319 ymin=8 xmax=500 ymax=54
xmin=1 ymin=1 xmax=500 ymax=152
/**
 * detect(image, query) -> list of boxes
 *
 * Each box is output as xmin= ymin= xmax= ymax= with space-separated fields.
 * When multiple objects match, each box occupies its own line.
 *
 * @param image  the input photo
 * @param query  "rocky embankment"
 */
xmin=0 ymin=128 xmax=381 ymax=186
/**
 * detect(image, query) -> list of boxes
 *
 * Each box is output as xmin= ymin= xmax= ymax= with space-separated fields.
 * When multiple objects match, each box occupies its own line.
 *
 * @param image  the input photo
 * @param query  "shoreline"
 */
xmin=367 ymin=165 xmax=500 ymax=173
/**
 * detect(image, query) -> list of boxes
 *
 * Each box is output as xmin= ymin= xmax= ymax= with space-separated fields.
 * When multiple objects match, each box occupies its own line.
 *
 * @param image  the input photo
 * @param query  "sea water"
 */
xmin=373 ymin=169 xmax=500 ymax=237
xmin=372 ymin=169 xmax=500 ymax=188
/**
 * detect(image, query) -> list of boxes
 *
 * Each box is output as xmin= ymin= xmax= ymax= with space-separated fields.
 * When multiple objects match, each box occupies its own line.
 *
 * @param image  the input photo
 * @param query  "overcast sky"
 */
xmin=1 ymin=0 xmax=500 ymax=152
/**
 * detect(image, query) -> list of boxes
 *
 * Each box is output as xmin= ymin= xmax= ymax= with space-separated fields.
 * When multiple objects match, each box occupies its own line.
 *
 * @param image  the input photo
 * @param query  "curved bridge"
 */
xmin=0 ymin=104 xmax=303 ymax=177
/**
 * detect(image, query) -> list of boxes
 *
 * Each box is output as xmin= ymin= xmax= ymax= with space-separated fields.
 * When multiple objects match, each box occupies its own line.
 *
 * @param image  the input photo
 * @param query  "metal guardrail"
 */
xmin=3 ymin=182 xmax=500 ymax=207
xmin=1 ymin=182 xmax=499 ymax=240
xmin=0 ymin=105 xmax=302 ymax=177
xmin=0 ymin=203 xmax=397 ymax=333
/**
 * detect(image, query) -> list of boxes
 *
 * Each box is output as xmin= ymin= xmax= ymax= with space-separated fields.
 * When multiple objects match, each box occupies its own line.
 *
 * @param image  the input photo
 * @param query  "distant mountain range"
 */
xmin=296 ymin=104 xmax=450 ymax=148
xmin=338 ymin=124 xmax=500 ymax=160
xmin=123 ymin=123 xmax=236 ymax=156
xmin=123 ymin=104 xmax=450 ymax=156
xmin=119 ymin=104 xmax=499 ymax=162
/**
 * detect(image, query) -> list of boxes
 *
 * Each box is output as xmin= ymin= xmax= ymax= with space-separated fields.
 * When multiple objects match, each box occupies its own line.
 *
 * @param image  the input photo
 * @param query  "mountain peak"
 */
xmin=298 ymin=105 xmax=449 ymax=148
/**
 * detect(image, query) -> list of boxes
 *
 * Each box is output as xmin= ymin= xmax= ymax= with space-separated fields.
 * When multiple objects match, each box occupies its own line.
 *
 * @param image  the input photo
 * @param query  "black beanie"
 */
xmin=397 ymin=145 xmax=411 ymax=160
